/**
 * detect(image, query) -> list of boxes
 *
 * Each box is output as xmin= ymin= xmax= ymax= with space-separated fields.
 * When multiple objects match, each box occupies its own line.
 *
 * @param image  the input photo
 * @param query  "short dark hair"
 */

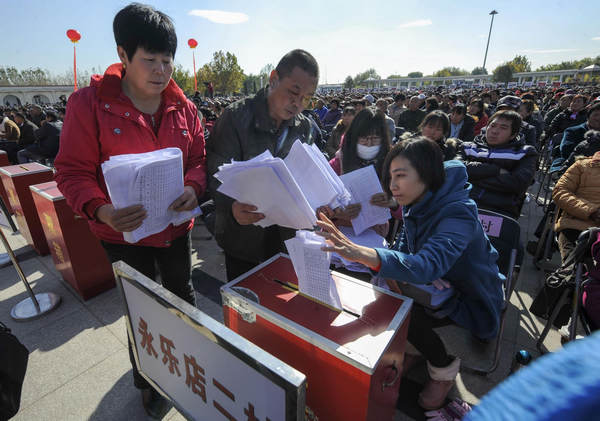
xmin=469 ymin=98 xmax=485 ymax=118
xmin=587 ymin=101 xmax=600 ymax=118
xmin=394 ymin=93 xmax=406 ymax=102
xmin=113 ymin=3 xmax=177 ymax=60
xmin=418 ymin=110 xmax=450 ymax=137
xmin=382 ymin=136 xmax=445 ymax=195
xmin=342 ymin=108 xmax=391 ymax=176
xmin=488 ymin=110 xmax=522 ymax=136
xmin=451 ymin=103 xmax=467 ymax=115
xmin=275 ymin=49 xmax=319 ymax=80
xmin=521 ymin=99 xmax=535 ymax=114
xmin=330 ymin=98 xmax=340 ymax=107
xmin=342 ymin=106 xmax=356 ymax=115
xmin=14 ymin=112 xmax=25 ymax=120
xmin=45 ymin=110 xmax=58 ymax=121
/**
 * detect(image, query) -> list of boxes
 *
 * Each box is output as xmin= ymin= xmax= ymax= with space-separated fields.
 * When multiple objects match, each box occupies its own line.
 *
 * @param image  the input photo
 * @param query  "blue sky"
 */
xmin=3 ymin=0 xmax=599 ymax=84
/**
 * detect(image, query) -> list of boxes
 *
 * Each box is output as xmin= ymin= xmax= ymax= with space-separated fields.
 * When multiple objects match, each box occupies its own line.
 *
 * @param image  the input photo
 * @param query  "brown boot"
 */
xmin=418 ymin=357 xmax=460 ymax=410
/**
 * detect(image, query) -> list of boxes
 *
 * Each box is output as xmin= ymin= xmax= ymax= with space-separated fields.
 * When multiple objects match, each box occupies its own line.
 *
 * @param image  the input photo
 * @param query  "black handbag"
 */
xmin=0 ymin=322 xmax=29 ymax=420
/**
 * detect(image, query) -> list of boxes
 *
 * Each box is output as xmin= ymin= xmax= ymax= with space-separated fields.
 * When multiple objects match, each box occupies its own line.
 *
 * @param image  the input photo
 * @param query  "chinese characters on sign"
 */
xmin=136 ymin=317 xmax=273 ymax=421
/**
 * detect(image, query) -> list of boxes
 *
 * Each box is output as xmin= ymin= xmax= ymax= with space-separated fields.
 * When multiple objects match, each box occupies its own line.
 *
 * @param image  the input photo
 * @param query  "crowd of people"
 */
xmin=4 ymin=2 xmax=598 ymax=419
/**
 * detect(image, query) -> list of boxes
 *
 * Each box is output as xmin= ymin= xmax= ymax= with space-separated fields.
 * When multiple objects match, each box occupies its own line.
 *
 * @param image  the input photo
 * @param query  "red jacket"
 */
xmin=55 ymin=63 xmax=207 ymax=247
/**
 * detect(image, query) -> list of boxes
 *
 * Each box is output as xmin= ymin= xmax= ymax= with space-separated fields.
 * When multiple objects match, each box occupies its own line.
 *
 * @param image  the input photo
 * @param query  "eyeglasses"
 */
xmin=358 ymin=135 xmax=382 ymax=146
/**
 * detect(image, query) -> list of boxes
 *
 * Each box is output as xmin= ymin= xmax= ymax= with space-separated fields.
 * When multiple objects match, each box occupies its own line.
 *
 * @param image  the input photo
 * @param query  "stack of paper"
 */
xmin=340 ymin=165 xmax=391 ymax=235
xmin=102 ymin=148 xmax=201 ymax=243
xmin=331 ymin=227 xmax=387 ymax=273
xmin=285 ymin=230 xmax=342 ymax=311
xmin=215 ymin=140 xmax=351 ymax=230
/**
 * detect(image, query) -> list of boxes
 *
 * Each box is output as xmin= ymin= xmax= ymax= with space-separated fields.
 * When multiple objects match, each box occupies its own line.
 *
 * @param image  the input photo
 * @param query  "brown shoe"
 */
xmin=418 ymin=357 xmax=460 ymax=410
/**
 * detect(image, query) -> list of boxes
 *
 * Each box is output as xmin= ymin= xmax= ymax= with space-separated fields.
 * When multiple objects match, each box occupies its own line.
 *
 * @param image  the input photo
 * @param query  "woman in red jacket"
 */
xmin=54 ymin=4 xmax=206 ymax=416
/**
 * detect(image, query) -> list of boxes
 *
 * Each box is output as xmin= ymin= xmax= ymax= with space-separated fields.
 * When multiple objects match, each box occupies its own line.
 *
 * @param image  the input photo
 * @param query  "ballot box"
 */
xmin=30 ymin=181 xmax=115 ymax=300
xmin=0 ymin=163 xmax=53 ymax=255
xmin=0 ymin=151 xmax=13 ymax=214
xmin=221 ymin=254 xmax=412 ymax=421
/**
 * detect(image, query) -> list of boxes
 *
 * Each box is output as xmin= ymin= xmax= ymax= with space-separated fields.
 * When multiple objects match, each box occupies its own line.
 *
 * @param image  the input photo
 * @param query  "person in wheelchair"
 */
xmin=316 ymin=137 xmax=504 ymax=410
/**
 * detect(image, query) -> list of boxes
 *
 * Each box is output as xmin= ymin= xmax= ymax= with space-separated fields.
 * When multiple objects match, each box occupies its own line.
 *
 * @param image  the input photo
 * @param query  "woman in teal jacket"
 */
xmin=317 ymin=137 xmax=504 ymax=410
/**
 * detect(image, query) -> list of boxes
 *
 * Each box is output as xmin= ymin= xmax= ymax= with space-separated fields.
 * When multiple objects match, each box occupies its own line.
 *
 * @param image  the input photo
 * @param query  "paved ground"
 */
xmin=0 ymin=185 xmax=565 ymax=421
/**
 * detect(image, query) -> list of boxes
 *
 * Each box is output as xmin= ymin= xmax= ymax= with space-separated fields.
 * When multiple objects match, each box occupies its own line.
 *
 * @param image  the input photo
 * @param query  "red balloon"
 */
xmin=66 ymin=29 xmax=81 ymax=43
xmin=188 ymin=38 xmax=198 ymax=49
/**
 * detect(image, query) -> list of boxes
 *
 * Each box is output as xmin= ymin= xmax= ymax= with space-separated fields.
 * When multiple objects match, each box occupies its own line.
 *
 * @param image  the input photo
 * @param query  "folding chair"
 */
xmin=457 ymin=209 xmax=521 ymax=375
xmin=536 ymin=228 xmax=599 ymax=354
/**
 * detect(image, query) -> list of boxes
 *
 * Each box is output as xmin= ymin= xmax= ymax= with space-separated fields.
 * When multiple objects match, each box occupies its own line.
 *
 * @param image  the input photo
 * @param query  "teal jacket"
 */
xmin=375 ymin=160 xmax=504 ymax=339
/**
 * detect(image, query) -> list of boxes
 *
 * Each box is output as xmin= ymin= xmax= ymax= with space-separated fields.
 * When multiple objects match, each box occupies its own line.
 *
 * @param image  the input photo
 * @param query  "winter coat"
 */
xmin=2 ymin=118 xmax=20 ymax=141
xmin=397 ymin=109 xmax=426 ymax=132
xmin=563 ymin=132 xmax=600 ymax=170
xmin=375 ymin=160 xmax=504 ymax=339
xmin=457 ymin=114 xmax=476 ymax=142
xmin=459 ymin=134 xmax=538 ymax=219
xmin=548 ymin=109 xmax=587 ymax=139
xmin=550 ymin=123 xmax=589 ymax=172
xmin=55 ymin=63 xmax=207 ymax=247
xmin=206 ymin=87 xmax=316 ymax=264
xmin=18 ymin=119 xmax=38 ymax=146
xmin=473 ymin=113 xmax=488 ymax=136
xmin=553 ymin=156 xmax=600 ymax=233
xmin=321 ymin=108 xmax=342 ymax=130
xmin=34 ymin=120 xmax=62 ymax=158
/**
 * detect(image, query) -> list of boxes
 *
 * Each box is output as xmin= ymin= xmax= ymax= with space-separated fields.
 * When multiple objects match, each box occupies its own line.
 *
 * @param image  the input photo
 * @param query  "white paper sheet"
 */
xmin=330 ymin=227 xmax=387 ymax=273
xmin=101 ymin=148 xmax=201 ymax=243
xmin=340 ymin=165 xmax=391 ymax=235
xmin=285 ymin=231 xmax=342 ymax=310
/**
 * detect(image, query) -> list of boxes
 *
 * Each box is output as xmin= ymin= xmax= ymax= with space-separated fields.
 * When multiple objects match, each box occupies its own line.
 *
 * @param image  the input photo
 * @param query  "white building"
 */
xmin=0 ymin=85 xmax=74 ymax=107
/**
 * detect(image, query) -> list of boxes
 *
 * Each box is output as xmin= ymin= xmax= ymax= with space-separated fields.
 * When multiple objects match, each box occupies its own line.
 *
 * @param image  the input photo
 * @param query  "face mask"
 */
xmin=357 ymin=144 xmax=380 ymax=160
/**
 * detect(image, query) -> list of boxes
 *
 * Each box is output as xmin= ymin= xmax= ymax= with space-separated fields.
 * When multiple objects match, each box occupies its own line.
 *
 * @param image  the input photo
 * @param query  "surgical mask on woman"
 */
xmin=357 ymin=144 xmax=380 ymax=160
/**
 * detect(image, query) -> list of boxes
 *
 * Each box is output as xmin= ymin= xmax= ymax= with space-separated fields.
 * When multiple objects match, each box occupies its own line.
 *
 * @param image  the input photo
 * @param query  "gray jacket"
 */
xmin=206 ymin=88 xmax=316 ymax=264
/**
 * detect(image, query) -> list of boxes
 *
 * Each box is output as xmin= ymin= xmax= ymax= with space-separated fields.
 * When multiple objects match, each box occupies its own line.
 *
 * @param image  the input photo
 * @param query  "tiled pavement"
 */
xmin=0 ymin=186 xmax=565 ymax=421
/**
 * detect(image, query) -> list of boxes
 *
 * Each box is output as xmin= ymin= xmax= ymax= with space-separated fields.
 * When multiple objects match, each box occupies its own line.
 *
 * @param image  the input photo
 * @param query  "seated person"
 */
xmin=388 ymin=93 xmax=406 ymax=125
xmin=397 ymin=96 xmax=426 ymax=133
xmin=449 ymin=103 xmax=475 ymax=142
xmin=17 ymin=109 xmax=62 ymax=163
xmin=324 ymin=106 xmax=355 ymax=158
xmin=0 ymin=110 xmax=21 ymax=163
xmin=550 ymin=101 xmax=600 ymax=172
xmin=519 ymin=99 xmax=543 ymax=146
xmin=544 ymin=93 xmax=572 ymax=129
xmin=321 ymin=99 xmax=342 ymax=132
xmin=418 ymin=110 xmax=461 ymax=161
xmin=552 ymin=152 xmax=600 ymax=266
xmin=317 ymin=137 xmax=503 ymax=410
xmin=375 ymin=98 xmax=396 ymax=142
xmin=313 ymin=99 xmax=328 ymax=123
xmin=327 ymin=108 xmax=391 ymax=236
xmin=547 ymin=94 xmax=588 ymax=140
xmin=562 ymin=129 xmax=600 ymax=171
xmin=494 ymin=96 xmax=536 ymax=147
xmin=459 ymin=110 xmax=538 ymax=220
xmin=468 ymin=98 xmax=488 ymax=137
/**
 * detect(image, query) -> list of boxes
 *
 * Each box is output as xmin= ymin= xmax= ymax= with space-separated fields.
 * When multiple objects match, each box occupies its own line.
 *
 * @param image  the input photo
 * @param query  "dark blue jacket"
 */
xmin=550 ymin=122 xmax=588 ymax=172
xmin=375 ymin=160 xmax=504 ymax=339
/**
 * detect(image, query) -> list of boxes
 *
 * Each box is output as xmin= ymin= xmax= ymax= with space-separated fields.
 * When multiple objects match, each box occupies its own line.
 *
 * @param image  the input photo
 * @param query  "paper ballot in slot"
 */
xmin=285 ymin=231 xmax=342 ymax=311
xmin=340 ymin=165 xmax=391 ymax=236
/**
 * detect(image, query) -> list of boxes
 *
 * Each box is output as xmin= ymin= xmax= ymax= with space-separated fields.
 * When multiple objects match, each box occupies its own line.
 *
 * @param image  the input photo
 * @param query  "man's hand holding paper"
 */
xmin=232 ymin=201 xmax=265 ymax=225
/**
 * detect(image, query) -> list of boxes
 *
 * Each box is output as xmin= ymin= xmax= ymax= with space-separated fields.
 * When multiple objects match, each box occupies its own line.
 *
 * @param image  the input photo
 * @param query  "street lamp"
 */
xmin=482 ymin=10 xmax=498 ymax=72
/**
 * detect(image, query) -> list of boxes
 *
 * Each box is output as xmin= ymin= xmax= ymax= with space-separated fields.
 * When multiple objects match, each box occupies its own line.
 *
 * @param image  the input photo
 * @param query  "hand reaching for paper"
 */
xmin=96 ymin=204 xmax=147 ymax=233
xmin=316 ymin=212 xmax=380 ymax=269
xmin=169 ymin=186 xmax=198 ymax=212
xmin=232 ymin=201 xmax=265 ymax=225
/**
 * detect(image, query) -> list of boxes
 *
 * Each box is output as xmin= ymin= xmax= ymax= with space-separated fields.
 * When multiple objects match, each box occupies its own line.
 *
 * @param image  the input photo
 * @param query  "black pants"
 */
xmin=225 ymin=253 xmax=257 ymax=281
xmin=407 ymin=304 xmax=454 ymax=367
xmin=557 ymin=228 xmax=581 ymax=263
xmin=102 ymin=232 xmax=195 ymax=389
xmin=0 ymin=141 xmax=21 ymax=164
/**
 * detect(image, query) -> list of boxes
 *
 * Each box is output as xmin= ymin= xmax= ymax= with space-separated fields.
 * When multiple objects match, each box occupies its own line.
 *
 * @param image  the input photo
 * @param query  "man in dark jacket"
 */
xmin=397 ymin=96 xmax=426 ymax=132
xmin=562 ymin=129 xmax=600 ymax=171
xmin=544 ymin=94 xmax=572 ymax=128
xmin=493 ymin=95 xmax=537 ymax=147
xmin=321 ymin=98 xmax=342 ymax=131
xmin=17 ymin=109 xmax=62 ymax=163
xmin=459 ymin=110 xmax=538 ymax=219
xmin=550 ymin=101 xmax=600 ymax=172
xmin=207 ymin=49 xmax=319 ymax=280
xmin=546 ymin=94 xmax=588 ymax=139
xmin=449 ymin=103 xmax=476 ymax=142
xmin=13 ymin=112 xmax=38 ymax=147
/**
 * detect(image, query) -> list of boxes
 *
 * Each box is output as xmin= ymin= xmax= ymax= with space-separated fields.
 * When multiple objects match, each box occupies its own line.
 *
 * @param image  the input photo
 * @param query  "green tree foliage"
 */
xmin=471 ymin=67 xmax=488 ymax=75
xmin=171 ymin=63 xmax=195 ymax=94
xmin=353 ymin=68 xmax=380 ymax=86
xmin=387 ymin=74 xmax=404 ymax=79
xmin=493 ymin=64 xmax=513 ymax=83
xmin=243 ymin=74 xmax=261 ymax=95
xmin=507 ymin=55 xmax=531 ymax=73
xmin=407 ymin=71 xmax=423 ymax=78
xmin=258 ymin=63 xmax=274 ymax=89
xmin=431 ymin=67 xmax=468 ymax=77
xmin=344 ymin=75 xmax=354 ymax=89
xmin=536 ymin=55 xmax=600 ymax=71
xmin=197 ymin=51 xmax=245 ymax=95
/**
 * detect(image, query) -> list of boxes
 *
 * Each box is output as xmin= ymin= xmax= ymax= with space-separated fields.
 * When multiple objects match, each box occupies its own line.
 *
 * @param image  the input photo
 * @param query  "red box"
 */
xmin=30 ymin=181 xmax=115 ymax=300
xmin=221 ymin=254 xmax=412 ymax=421
xmin=0 ymin=163 xmax=53 ymax=255
xmin=0 ymin=151 xmax=13 ymax=214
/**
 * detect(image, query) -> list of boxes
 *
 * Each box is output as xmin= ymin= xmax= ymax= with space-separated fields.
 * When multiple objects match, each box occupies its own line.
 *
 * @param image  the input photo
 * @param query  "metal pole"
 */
xmin=483 ymin=10 xmax=498 ymax=71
